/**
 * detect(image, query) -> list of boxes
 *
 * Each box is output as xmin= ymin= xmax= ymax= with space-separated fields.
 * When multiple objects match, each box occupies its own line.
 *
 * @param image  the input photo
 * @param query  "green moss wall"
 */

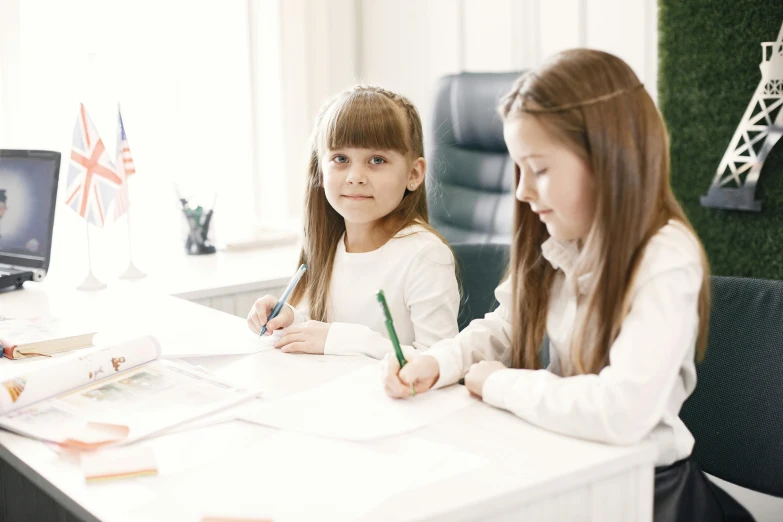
xmin=659 ymin=0 xmax=783 ymax=278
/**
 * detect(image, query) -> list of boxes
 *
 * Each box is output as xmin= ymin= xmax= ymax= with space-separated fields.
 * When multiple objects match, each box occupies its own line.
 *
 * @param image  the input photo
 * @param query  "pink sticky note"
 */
xmin=81 ymin=445 xmax=157 ymax=483
xmin=60 ymin=422 xmax=130 ymax=450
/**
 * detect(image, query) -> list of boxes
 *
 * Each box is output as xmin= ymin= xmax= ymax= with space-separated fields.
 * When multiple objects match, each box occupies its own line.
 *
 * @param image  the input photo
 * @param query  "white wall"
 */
xmin=280 ymin=0 xmax=660 ymax=220
xmin=0 ymin=0 xmax=21 ymax=147
xmin=358 ymin=0 xmax=659 ymax=127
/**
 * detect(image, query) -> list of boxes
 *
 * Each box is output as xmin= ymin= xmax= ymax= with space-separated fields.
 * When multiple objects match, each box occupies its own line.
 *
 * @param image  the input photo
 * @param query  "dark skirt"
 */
xmin=654 ymin=458 xmax=756 ymax=522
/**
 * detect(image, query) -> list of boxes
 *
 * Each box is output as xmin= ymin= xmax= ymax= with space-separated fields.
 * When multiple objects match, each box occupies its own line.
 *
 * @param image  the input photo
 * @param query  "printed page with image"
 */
xmin=0 ymin=336 xmax=260 ymax=448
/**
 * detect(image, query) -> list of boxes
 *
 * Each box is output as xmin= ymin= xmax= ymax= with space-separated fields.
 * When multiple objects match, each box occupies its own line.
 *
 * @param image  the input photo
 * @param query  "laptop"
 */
xmin=0 ymin=150 xmax=61 ymax=290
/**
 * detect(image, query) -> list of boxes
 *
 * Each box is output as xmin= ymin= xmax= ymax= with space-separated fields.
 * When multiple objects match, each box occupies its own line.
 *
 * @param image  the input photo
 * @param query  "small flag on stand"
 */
xmin=113 ymin=106 xmax=146 ymax=280
xmin=112 ymin=109 xmax=136 ymax=221
xmin=65 ymin=103 xmax=121 ymax=228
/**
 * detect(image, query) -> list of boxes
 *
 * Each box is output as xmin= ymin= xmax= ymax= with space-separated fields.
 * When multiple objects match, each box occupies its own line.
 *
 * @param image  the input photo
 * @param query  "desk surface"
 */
xmin=0 ymin=286 xmax=656 ymax=522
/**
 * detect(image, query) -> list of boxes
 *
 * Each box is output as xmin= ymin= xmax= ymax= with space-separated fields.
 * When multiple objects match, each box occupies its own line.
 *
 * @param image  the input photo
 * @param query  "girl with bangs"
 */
xmin=383 ymin=50 xmax=753 ymax=521
xmin=247 ymin=85 xmax=459 ymax=359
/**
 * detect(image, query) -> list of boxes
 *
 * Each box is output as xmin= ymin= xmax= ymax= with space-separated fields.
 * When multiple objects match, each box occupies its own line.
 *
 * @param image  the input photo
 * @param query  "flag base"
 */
xmin=77 ymin=270 xmax=107 ymax=291
xmin=119 ymin=261 xmax=146 ymax=280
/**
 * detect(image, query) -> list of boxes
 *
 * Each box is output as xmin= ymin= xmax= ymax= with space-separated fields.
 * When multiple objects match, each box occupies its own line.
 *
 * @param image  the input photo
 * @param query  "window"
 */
xmin=2 ymin=0 xmax=281 ymax=274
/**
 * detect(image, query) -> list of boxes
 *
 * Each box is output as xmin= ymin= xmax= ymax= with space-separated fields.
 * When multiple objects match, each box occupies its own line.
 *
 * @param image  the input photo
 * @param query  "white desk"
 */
xmin=0 ymin=286 xmax=656 ymax=522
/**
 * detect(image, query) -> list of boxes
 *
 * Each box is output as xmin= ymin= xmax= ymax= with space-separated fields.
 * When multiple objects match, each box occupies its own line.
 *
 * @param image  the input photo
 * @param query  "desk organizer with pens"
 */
xmin=178 ymin=196 xmax=216 ymax=255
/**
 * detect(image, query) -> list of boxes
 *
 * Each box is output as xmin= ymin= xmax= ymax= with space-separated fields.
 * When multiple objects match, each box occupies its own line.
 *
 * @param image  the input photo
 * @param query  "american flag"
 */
xmin=65 ymin=103 xmax=122 ymax=227
xmin=112 ymin=108 xmax=136 ymax=221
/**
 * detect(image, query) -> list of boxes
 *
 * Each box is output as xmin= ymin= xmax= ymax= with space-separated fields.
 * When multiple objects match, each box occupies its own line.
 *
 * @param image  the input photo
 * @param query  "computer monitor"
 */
xmin=0 ymin=150 xmax=61 ymax=279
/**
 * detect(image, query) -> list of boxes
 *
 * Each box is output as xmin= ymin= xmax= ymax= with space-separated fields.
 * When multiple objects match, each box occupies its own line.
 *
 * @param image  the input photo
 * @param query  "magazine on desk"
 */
xmin=0 ymin=336 xmax=261 ymax=448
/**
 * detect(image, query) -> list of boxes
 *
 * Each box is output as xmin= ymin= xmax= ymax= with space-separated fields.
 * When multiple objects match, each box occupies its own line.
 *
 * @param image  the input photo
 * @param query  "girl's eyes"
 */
xmin=524 ymin=163 xmax=547 ymax=176
xmin=332 ymin=155 xmax=387 ymax=165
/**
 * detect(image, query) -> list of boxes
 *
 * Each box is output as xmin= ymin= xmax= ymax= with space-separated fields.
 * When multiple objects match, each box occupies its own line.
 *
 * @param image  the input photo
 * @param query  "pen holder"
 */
xmin=179 ymin=199 xmax=216 ymax=255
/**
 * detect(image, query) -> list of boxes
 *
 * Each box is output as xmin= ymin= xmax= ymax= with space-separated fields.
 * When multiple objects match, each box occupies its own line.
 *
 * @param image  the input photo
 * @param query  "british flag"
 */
xmin=65 ymin=103 xmax=122 ymax=227
xmin=112 ymin=108 xmax=136 ymax=221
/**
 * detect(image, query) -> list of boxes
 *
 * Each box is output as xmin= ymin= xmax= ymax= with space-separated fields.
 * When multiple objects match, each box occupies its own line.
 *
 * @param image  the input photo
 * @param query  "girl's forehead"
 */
xmin=505 ymin=113 xmax=548 ymax=138
xmin=504 ymin=116 xmax=556 ymax=157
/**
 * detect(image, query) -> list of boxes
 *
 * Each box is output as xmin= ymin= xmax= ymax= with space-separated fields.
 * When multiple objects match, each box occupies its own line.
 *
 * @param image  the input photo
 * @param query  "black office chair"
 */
xmin=426 ymin=72 xmax=521 ymax=244
xmin=680 ymin=276 xmax=783 ymax=497
xmin=452 ymin=243 xmax=510 ymax=330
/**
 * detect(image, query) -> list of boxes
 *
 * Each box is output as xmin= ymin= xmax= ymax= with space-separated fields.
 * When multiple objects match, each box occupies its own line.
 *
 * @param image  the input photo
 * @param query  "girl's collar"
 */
xmin=541 ymin=237 xmax=592 ymax=295
xmin=339 ymin=223 xmax=425 ymax=256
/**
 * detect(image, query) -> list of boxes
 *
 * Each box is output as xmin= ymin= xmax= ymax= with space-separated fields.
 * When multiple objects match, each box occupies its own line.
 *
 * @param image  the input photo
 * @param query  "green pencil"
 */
xmin=376 ymin=289 xmax=406 ymax=368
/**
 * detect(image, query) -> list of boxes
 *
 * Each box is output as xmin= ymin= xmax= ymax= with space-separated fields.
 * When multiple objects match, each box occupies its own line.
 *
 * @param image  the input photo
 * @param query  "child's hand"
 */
xmin=383 ymin=352 xmax=440 ymax=399
xmin=246 ymin=295 xmax=295 ymax=335
xmin=275 ymin=321 xmax=331 ymax=354
xmin=464 ymin=361 xmax=507 ymax=398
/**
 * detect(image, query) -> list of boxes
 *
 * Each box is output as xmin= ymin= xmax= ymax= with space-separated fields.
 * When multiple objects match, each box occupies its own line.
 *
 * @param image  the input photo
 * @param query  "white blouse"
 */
xmin=288 ymin=225 xmax=460 ymax=360
xmin=425 ymin=220 xmax=704 ymax=466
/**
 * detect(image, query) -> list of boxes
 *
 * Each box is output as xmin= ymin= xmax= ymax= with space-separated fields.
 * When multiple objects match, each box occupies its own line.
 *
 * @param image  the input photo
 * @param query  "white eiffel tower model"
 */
xmin=701 ymin=21 xmax=783 ymax=211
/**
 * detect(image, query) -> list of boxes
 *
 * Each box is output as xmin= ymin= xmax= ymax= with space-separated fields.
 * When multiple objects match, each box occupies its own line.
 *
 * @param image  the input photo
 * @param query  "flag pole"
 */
xmin=119 ymin=184 xmax=146 ymax=279
xmin=77 ymin=220 xmax=107 ymax=291
xmin=74 ymin=54 xmax=108 ymax=291
xmin=116 ymin=105 xmax=145 ymax=280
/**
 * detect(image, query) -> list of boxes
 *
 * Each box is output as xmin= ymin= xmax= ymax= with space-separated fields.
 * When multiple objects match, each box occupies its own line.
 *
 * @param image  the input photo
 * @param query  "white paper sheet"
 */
xmin=153 ymin=328 xmax=279 ymax=358
xmin=238 ymin=364 xmax=475 ymax=440
xmin=126 ymin=431 xmax=487 ymax=522
xmin=86 ymin=299 xmax=280 ymax=359
xmin=151 ymin=420 xmax=268 ymax=476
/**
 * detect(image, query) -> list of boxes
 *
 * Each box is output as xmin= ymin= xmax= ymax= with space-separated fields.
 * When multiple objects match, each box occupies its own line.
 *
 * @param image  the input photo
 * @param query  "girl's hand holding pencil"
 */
xmin=247 ymin=295 xmax=295 ymax=336
xmin=246 ymin=293 xmax=331 ymax=354
xmin=383 ymin=351 xmax=440 ymax=399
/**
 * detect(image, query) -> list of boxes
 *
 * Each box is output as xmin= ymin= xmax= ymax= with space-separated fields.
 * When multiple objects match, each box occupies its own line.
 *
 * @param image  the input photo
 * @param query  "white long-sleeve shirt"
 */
xmin=426 ymin=220 xmax=703 ymax=465
xmin=288 ymin=225 xmax=460 ymax=359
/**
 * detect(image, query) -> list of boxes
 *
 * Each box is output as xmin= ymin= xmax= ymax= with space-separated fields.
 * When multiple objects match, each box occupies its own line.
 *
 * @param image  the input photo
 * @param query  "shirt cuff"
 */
xmin=425 ymin=342 xmax=464 ymax=389
xmin=324 ymin=322 xmax=348 ymax=355
xmin=286 ymin=303 xmax=306 ymax=326
xmin=482 ymin=368 xmax=526 ymax=410
xmin=324 ymin=323 xmax=419 ymax=359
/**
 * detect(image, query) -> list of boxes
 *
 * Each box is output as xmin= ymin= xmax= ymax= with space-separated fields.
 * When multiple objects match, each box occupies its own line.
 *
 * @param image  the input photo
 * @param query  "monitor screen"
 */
xmin=0 ymin=150 xmax=61 ymax=270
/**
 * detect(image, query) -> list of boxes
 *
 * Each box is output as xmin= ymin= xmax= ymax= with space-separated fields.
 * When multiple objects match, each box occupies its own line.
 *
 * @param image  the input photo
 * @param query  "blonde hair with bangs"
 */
xmin=290 ymin=85 xmax=449 ymax=320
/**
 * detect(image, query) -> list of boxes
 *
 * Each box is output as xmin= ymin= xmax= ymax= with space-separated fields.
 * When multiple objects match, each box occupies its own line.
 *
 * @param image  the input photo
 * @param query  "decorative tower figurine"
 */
xmin=701 ymin=21 xmax=783 ymax=211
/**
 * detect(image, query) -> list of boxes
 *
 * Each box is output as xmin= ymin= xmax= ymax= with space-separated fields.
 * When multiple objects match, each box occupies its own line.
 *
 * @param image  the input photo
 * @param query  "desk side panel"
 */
xmin=421 ymin=464 xmax=653 ymax=522
xmin=0 ymin=444 xmax=99 ymax=522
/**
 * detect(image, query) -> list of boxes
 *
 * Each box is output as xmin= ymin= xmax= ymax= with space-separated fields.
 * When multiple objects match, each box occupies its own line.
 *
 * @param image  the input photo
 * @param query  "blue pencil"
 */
xmin=260 ymin=264 xmax=307 ymax=336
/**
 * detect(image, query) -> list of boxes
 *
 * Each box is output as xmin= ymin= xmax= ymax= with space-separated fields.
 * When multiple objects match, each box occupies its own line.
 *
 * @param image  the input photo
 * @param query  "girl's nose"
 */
xmin=516 ymin=168 xmax=537 ymax=203
xmin=345 ymin=165 xmax=368 ymax=184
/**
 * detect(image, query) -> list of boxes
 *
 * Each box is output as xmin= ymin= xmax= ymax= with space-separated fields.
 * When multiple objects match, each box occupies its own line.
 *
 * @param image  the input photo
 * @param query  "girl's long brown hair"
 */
xmin=290 ymin=85 xmax=448 ymax=321
xmin=498 ymin=49 xmax=711 ymax=374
